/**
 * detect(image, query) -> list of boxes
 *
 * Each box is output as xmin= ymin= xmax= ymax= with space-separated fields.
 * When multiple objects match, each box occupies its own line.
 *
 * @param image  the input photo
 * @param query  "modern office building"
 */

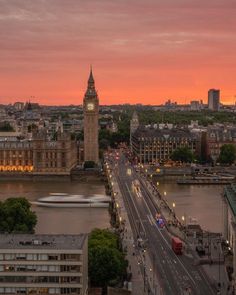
xmin=83 ymin=68 xmax=99 ymax=164
xmin=208 ymin=89 xmax=220 ymax=111
xmin=190 ymin=100 xmax=201 ymax=111
xmin=0 ymin=234 xmax=88 ymax=295
xmin=130 ymin=124 xmax=198 ymax=164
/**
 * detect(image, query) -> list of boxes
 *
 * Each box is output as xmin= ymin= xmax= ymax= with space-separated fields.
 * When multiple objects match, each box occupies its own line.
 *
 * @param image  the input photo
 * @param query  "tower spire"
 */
xmin=88 ymin=65 xmax=94 ymax=85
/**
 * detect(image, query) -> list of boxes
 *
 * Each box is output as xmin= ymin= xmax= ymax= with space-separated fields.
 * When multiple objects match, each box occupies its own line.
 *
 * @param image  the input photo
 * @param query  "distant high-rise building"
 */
xmin=190 ymin=100 xmax=201 ymax=111
xmin=208 ymin=89 xmax=220 ymax=111
xmin=83 ymin=68 xmax=99 ymax=164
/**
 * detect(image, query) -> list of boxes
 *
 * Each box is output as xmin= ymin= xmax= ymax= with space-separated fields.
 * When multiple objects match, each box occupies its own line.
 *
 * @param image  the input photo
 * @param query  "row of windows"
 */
xmin=0 ymin=254 xmax=81 ymax=261
xmin=139 ymin=148 xmax=195 ymax=152
xmin=0 ymin=143 xmax=32 ymax=148
xmin=0 ymin=287 xmax=81 ymax=294
xmin=136 ymin=137 xmax=195 ymax=142
xmin=0 ymin=276 xmax=81 ymax=284
xmin=0 ymin=150 xmax=32 ymax=154
xmin=0 ymin=160 xmax=32 ymax=165
xmin=0 ymin=265 xmax=81 ymax=273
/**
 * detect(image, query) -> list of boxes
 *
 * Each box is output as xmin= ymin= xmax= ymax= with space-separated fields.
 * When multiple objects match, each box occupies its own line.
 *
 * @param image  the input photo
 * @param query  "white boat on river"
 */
xmin=31 ymin=194 xmax=111 ymax=208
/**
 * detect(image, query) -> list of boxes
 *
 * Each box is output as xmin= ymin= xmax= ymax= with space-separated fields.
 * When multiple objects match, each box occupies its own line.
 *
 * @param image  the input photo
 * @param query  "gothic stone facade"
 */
xmin=83 ymin=69 xmax=99 ymax=164
xmin=0 ymin=132 xmax=77 ymax=175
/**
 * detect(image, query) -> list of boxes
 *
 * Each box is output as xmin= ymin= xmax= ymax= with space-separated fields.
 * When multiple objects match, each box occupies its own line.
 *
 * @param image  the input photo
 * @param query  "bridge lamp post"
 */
xmin=181 ymin=215 xmax=185 ymax=226
xmin=172 ymin=202 xmax=176 ymax=212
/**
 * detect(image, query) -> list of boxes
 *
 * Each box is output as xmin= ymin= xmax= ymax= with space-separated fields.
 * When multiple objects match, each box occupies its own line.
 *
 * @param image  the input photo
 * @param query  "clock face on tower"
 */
xmin=87 ymin=102 xmax=94 ymax=111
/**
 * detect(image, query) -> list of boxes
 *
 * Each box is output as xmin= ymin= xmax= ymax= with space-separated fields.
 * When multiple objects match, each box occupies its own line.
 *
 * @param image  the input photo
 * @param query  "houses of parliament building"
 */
xmin=0 ymin=69 xmax=99 ymax=175
xmin=0 ymin=130 xmax=77 ymax=175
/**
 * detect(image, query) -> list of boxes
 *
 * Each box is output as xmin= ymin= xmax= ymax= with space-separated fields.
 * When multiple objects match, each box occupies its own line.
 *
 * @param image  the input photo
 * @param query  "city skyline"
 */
xmin=0 ymin=0 xmax=236 ymax=105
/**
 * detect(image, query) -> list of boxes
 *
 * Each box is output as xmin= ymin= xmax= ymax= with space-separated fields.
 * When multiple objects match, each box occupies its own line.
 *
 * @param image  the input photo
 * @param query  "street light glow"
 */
xmin=172 ymin=202 xmax=176 ymax=208
xmin=181 ymin=215 xmax=185 ymax=221
xmin=164 ymin=191 xmax=167 ymax=196
xmin=156 ymin=182 xmax=159 ymax=186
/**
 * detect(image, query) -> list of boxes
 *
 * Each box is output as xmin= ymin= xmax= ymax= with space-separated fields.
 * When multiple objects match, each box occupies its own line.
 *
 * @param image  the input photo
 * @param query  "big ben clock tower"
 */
xmin=83 ymin=68 xmax=99 ymax=164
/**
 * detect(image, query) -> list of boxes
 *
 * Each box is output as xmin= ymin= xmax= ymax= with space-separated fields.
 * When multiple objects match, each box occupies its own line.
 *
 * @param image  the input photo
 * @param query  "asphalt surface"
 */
xmin=107 ymin=152 xmax=216 ymax=295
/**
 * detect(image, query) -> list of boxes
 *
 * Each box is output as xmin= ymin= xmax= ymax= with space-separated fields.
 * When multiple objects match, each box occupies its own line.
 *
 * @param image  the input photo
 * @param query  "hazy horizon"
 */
xmin=0 ymin=0 xmax=236 ymax=105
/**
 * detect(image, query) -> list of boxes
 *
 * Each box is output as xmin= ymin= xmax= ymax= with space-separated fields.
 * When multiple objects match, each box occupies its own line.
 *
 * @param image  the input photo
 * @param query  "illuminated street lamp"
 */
xmin=181 ymin=215 xmax=186 ymax=227
xmin=156 ymin=182 xmax=159 ymax=186
xmin=164 ymin=191 xmax=167 ymax=196
xmin=172 ymin=202 xmax=176 ymax=216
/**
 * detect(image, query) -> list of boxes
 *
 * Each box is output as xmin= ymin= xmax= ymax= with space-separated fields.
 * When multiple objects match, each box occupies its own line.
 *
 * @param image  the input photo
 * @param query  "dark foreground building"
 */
xmin=0 ymin=234 xmax=88 ymax=295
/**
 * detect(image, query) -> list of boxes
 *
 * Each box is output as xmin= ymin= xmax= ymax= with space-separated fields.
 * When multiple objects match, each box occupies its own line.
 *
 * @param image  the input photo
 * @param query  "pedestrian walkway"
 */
xmin=109 ymin=167 xmax=145 ymax=295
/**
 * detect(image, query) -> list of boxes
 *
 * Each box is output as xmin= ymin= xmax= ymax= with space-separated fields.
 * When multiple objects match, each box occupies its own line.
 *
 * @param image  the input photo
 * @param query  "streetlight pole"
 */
xmin=219 ymin=251 xmax=221 ymax=292
xmin=172 ymin=202 xmax=176 ymax=219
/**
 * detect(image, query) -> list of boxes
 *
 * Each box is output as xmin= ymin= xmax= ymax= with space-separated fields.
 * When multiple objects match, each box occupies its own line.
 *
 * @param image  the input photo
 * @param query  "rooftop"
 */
xmin=133 ymin=126 xmax=197 ymax=140
xmin=0 ymin=234 xmax=87 ymax=250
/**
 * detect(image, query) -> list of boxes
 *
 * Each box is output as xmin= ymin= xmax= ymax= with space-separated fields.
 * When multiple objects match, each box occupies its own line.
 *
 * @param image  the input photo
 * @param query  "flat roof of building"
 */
xmin=0 ymin=234 xmax=87 ymax=250
xmin=224 ymin=184 xmax=236 ymax=216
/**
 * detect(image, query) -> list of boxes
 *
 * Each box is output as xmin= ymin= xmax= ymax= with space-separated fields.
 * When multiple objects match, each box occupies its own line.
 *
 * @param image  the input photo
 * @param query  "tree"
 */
xmin=0 ymin=198 xmax=37 ymax=233
xmin=171 ymin=147 xmax=195 ymax=163
xmin=0 ymin=122 xmax=14 ymax=132
xmin=218 ymin=144 xmax=236 ymax=164
xmin=88 ymin=229 xmax=127 ymax=289
xmin=84 ymin=161 xmax=95 ymax=169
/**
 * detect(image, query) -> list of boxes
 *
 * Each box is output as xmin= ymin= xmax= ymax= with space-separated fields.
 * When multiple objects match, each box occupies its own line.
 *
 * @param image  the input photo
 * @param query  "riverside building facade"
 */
xmin=130 ymin=124 xmax=198 ymax=164
xmin=0 ymin=234 xmax=88 ymax=295
xmin=206 ymin=125 xmax=236 ymax=163
xmin=0 ymin=130 xmax=77 ymax=175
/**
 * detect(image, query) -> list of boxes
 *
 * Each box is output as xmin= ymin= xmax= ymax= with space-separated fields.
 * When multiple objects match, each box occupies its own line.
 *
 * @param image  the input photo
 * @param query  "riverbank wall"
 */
xmin=0 ymin=170 xmax=103 ymax=182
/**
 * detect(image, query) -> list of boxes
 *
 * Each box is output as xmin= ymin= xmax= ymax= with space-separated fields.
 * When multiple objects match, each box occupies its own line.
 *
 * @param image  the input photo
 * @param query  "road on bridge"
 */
xmin=106 ymin=151 xmax=216 ymax=295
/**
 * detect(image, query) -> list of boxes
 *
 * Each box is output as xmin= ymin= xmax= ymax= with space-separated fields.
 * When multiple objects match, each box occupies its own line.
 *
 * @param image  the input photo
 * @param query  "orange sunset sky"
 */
xmin=0 ymin=0 xmax=236 ymax=105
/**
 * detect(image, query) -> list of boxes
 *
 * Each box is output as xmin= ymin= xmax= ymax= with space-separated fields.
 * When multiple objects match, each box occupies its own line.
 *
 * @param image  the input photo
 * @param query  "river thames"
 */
xmin=0 ymin=180 xmax=110 ymax=234
xmin=0 ymin=179 xmax=224 ymax=234
xmin=156 ymin=179 xmax=224 ymax=233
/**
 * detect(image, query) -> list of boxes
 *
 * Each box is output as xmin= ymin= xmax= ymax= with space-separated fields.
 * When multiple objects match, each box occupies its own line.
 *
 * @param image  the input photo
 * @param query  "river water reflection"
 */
xmin=0 ymin=180 xmax=110 ymax=234
xmin=155 ymin=179 xmax=224 ymax=233
xmin=0 ymin=179 xmax=224 ymax=234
